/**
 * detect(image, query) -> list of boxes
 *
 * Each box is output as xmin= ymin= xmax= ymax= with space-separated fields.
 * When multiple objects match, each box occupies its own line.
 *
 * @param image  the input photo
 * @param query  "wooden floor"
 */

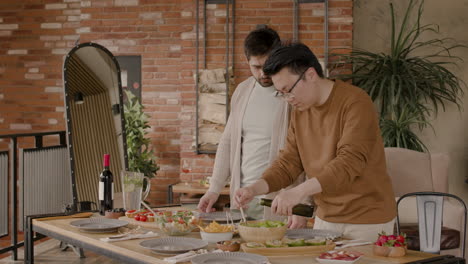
xmin=0 ymin=239 xmax=119 ymax=264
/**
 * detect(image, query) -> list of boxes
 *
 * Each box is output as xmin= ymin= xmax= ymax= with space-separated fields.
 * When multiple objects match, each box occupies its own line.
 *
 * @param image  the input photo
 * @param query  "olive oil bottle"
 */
xmin=259 ymin=198 xmax=314 ymax=217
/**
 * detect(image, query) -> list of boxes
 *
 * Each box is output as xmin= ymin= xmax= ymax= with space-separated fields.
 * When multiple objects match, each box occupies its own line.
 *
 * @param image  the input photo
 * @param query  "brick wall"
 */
xmin=0 ymin=0 xmax=352 ymax=204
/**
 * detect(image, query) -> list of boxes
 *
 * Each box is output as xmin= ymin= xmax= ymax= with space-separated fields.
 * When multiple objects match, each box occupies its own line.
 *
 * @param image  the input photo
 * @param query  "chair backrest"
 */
xmin=396 ymin=192 xmax=467 ymax=258
xmin=384 ymin=148 xmax=449 ymax=197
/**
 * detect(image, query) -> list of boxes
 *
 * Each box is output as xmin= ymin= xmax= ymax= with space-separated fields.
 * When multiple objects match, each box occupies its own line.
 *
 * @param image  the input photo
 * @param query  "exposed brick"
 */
xmin=51 ymin=48 xmax=68 ymax=54
xmin=44 ymin=86 xmax=62 ymax=93
xmin=329 ymin=17 xmax=353 ymax=24
xmin=7 ymin=49 xmax=27 ymax=55
xmin=41 ymin=23 xmax=62 ymax=29
xmin=140 ymin=12 xmax=162 ymax=20
xmin=48 ymin=119 xmax=58 ymax=125
xmin=45 ymin=3 xmax=67 ymax=10
xmin=67 ymin=15 xmax=81 ymax=22
xmin=115 ymin=0 xmax=139 ymax=6
xmin=0 ymin=24 xmax=18 ymax=30
xmin=76 ymin=27 xmax=90 ymax=33
xmin=181 ymin=11 xmax=192 ymax=17
xmin=10 ymin=124 xmax=32 ymax=130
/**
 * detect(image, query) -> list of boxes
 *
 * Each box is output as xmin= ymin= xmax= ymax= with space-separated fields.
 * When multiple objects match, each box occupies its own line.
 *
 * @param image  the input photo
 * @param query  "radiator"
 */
xmin=19 ymin=146 xmax=72 ymax=231
xmin=0 ymin=151 xmax=7 ymax=237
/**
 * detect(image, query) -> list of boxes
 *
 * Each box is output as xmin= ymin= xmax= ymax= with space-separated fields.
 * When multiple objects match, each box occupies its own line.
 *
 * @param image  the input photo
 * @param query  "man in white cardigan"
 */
xmin=197 ymin=27 xmax=307 ymax=228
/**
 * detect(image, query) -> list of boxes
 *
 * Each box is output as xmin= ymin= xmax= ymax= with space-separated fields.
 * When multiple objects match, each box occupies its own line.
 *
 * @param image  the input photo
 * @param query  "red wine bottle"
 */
xmin=99 ymin=154 xmax=113 ymax=215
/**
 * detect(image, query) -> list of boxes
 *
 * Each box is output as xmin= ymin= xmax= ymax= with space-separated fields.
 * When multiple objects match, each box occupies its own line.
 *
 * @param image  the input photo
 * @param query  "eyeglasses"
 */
xmin=274 ymin=70 xmax=306 ymax=100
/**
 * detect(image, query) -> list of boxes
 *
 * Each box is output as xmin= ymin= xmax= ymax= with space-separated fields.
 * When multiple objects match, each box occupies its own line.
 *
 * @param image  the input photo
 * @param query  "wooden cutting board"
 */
xmin=241 ymin=242 xmax=336 ymax=256
xmin=36 ymin=212 xmax=93 ymax=221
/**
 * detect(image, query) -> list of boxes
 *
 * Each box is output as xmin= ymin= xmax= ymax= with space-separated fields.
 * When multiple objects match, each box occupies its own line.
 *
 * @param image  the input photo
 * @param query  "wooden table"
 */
xmin=24 ymin=209 xmax=448 ymax=264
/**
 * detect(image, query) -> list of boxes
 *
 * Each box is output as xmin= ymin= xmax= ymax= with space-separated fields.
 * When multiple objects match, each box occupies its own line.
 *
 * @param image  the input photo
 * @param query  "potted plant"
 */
xmin=123 ymin=90 xmax=159 ymax=178
xmin=331 ymin=0 xmax=465 ymax=152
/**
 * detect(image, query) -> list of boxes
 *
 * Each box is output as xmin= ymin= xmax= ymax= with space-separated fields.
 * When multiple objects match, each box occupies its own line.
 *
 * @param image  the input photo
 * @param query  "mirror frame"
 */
xmin=63 ymin=42 xmax=128 ymax=210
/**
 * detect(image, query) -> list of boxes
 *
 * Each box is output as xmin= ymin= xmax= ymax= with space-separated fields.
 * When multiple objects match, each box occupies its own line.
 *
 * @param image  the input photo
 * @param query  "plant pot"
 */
xmin=373 ymin=244 xmax=407 ymax=257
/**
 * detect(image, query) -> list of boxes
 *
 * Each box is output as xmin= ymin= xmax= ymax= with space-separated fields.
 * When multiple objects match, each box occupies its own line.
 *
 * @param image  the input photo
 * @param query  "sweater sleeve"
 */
xmin=207 ymin=115 xmax=233 ymax=194
xmin=315 ymin=99 xmax=379 ymax=194
xmin=207 ymin=81 xmax=244 ymax=194
xmin=261 ymin=112 xmax=304 ymax=193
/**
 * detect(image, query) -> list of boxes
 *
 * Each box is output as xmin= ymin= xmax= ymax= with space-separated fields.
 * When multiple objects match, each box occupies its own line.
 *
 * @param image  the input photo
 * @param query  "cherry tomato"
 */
xmin=134 ymin=215 xmax=141 ymax=221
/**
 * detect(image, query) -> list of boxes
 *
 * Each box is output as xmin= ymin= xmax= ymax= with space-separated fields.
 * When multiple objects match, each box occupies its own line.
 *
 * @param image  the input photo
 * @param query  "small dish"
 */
xmin=105 ymin=211 xmax=125 ymax=219
xmin=316 ymin=256 xmax=362 ymax=264
xmin=317 ymin=250 xmax=363 ymax=264
xmin=373 ymin=244 xmax=407 ymax=257
xmin=200 ymin=230 xmax=233 ymax=243
xmin=216 ymin=240 xmax=240 ymax=252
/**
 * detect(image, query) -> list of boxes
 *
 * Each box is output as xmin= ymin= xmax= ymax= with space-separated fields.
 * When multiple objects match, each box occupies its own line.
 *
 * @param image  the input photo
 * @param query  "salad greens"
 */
xmin=241 ymin=220 xmax=285 ymax=228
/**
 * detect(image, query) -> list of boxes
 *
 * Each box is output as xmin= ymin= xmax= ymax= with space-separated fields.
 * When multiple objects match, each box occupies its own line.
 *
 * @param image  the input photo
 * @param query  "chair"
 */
xmin=396 ymin=192 xmax=467 ymax=257
xmin=384 ymin=147 xmax=467 ymax=257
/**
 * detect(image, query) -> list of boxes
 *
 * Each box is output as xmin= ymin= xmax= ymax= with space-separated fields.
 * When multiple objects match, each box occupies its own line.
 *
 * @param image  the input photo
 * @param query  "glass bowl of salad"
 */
xmin=155 ymin=210 xmax=198 ymax=236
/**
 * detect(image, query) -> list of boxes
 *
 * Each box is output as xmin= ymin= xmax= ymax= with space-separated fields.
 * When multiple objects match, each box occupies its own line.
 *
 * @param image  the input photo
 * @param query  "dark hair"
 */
xmin=244 ymin=27 xmax=280 ymax=60
xmin=263 ymin=42 xmax=324 ymax=78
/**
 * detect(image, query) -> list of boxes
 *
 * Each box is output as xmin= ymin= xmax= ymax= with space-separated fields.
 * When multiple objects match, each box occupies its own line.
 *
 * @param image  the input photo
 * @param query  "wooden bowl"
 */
xmin=216 ymin=240 xmax=241 ymax=252
xmin=237 ymin=221 xmax=287 ymax=243
xmin=105 ymin=211 xmax=125 ymax=219
xmin=373 ymin=244 xmax=407 ymax=257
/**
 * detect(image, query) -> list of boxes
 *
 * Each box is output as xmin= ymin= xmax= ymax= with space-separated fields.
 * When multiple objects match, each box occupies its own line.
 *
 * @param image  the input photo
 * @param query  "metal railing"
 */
xmin=0 ymin=131 xmax=66 ymax=260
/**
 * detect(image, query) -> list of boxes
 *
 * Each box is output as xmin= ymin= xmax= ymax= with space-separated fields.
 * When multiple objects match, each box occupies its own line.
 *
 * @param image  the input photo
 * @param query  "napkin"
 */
xmin=100 ymin=231 xmax=159 ymax=242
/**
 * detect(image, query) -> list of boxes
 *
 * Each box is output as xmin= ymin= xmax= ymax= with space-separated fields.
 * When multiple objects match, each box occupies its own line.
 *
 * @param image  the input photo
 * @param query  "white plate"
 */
xmin=139 ymin=237 xmax=208 ymax=254
xmin=70 ymin=218 xmax=128 ymax=233
xmin=199 ymin=211 xmax=243 ymax=222
xmin=191 ymin=252 xmax=268 ymax=264
xmin=316 ymin=256 xmax=362 ymax=264
xmin=286 ymin=228 xmax=342 ymax=240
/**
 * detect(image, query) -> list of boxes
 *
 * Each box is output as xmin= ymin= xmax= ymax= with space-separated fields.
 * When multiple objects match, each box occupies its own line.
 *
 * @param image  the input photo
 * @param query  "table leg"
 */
xmin=24 ymin=215 xmax=34 ymax=264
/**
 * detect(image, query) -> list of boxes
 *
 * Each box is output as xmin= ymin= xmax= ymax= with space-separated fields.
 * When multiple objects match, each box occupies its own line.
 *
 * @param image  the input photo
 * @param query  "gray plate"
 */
xmin=191 ymin=252 xmax=268 ymax=264
xmin=140 ymin=237 xmax=208 ymax=254
xmin=70 ymin=218 xmax=128 ymax=233
xmin=286 ymin=228 xmax=342 ymax=240
xmin=199 ymin=211 xmax=242 ymax=222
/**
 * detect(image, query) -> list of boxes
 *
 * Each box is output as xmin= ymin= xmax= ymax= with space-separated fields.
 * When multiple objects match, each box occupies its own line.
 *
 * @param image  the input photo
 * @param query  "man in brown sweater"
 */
xmin=233 ymin=42 xmax=396 ymax=241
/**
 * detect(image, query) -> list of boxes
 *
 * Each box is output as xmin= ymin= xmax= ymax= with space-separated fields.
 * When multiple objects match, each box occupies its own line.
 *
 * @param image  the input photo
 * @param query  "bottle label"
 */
xmin=99 ymin=182 xmax=104 ymax=200
xmin=111 ymin=182 xmax=114 ymax=200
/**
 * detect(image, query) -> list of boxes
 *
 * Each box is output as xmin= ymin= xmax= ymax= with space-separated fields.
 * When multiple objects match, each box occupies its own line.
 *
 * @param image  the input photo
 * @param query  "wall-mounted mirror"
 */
xmin=63 ymin=42 xmax=127 ymax=210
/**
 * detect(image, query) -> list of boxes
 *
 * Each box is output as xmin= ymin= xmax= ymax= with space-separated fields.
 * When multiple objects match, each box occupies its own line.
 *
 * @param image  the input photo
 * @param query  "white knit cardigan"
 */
xmin=208 ymin=77 xmax=306 ymax=218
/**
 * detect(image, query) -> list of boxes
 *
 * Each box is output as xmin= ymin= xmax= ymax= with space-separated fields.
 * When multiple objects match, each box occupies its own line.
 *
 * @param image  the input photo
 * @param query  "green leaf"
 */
xmin=123 ymin=90 xmax=159 ymax=178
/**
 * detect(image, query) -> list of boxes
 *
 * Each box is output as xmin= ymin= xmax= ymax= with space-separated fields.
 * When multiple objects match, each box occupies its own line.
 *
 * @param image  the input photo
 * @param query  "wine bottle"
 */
xmin=99 ymin=154 xmax=114 ymax=215
xmin=259 ymin=198 xmax=314 ymax=217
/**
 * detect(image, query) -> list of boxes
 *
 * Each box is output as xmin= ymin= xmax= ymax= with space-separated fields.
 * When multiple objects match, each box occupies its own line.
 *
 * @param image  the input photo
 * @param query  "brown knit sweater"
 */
xmin=261 ymin=80 xmax=396 ymax=224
